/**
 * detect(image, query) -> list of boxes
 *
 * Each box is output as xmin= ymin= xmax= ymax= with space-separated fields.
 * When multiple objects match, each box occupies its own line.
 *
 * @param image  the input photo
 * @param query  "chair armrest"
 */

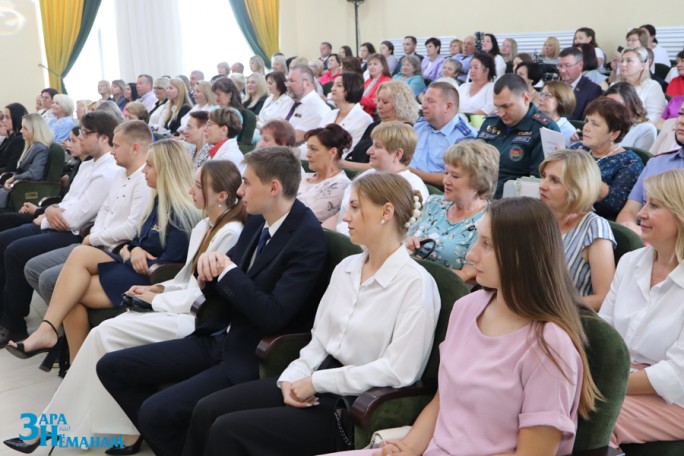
xmin=255 ymin=333 xmax=311 ymax=362
xmin=148 ymin=262 xmax=184 ymax=284
xmin=39 ymin=196 xmax=62 ymax=207
xmin=571 ymin=447 xmax=624 ymax=456
xmin=256 ymin=333 xmax=311 ymax=379
xmin=351 ymin=381 xmax=436 ymax=428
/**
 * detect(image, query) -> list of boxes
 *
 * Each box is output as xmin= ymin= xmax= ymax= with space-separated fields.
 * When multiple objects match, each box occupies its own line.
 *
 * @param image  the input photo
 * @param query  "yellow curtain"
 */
xmin=39 ymin=0 xmax=84 ymax=92
xmin=244 ymin=0 xmax=280 ymax=59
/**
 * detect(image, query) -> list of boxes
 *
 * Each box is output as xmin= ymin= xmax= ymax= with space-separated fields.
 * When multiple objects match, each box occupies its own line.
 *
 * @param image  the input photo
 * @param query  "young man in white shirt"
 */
xmin=24 ymin=120 xmax=153 ymax=303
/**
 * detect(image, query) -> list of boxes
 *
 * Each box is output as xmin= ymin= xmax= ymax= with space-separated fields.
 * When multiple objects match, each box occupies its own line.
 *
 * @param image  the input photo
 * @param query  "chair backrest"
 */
xmin=570 ymin=119 xmax=585 ymax=131
xmin=654 ymin=63 xmax=672 ymax=81
xmin=414 ymin=258 xmax=470 ymax=382
xmin=323 ymin=229 xmax=362 ymax=280
xmin=624 ymin=147 xmax=653 ymax=166
xmin=44 ymin=143 xmax=66 ymax=181
xmin=608 ymin=221 xmax=645 ymax=265
xmin=238 ymin=108 xmax=257 ymax=146
xmin=573 ymin=309 xmax=630 ymax=451
xmin=426 ymin=184 xmax=443 ymax=196
xmin=344 ymin=168 xmax=360 ymax=181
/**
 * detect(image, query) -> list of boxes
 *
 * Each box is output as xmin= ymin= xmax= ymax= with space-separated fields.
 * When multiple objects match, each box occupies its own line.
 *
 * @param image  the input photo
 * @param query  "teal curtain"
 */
xmin=228 ymin=0 xmax=270 ymax=67
xmin=62 ymin=0 xmax=102 ymax=94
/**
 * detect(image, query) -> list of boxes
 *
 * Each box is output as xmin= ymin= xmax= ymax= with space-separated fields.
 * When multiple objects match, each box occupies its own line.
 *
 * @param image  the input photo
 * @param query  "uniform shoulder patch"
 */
xmin=532 ymin=112 xmax=551 ymax=126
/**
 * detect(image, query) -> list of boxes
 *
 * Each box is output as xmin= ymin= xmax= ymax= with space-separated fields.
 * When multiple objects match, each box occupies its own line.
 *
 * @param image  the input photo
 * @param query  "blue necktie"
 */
xmin=256 ymin=227 xmax=271 ymax=256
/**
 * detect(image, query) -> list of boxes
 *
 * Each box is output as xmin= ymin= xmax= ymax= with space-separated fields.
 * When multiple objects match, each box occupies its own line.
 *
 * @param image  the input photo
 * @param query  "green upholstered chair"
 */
xmin=350 ymin=259 xmax=470 ymax=448
xmin=344 ymin=168 xmax=360 ymax=181
xmin=570 ymin=120 xmax=585 ymax=131
xmin=256 ymin=229 xmax=362 ymax=379
xmin=239 ymin=144 xmax=255 ymax=155
xmin=322 ymin=81 xmax=334 ymax=96
xmin=238 ymin=108 xmax=257 ymax=146
xmin=426 ymin=184 xmax=443 ymax=196
xmin=2 ymin=143 xmax=66 ymax=211
xmin=608 ymin=221 xmax=645 ymax=266
xmin=624 ymin=147 xmax=653 ymax=166
xmin=621 ymin=441 xmax=684 ymax=456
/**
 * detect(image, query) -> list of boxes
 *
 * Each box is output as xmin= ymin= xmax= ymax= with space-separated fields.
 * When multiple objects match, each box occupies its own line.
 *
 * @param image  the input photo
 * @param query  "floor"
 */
xmin=0 ymin=295 xmax=154 ymax=455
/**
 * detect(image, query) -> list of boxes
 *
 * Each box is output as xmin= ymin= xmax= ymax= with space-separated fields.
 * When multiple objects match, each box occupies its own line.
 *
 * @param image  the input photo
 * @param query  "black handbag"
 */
xmin=412 ymin=238 xmax=437 ymax=260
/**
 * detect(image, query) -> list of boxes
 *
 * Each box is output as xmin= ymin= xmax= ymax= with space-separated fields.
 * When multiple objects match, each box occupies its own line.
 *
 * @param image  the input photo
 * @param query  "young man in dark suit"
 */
xmin=97 ymin=147 xmax=327 ymax=456
xmin=558 ymin=47 xmax=603 ymax=121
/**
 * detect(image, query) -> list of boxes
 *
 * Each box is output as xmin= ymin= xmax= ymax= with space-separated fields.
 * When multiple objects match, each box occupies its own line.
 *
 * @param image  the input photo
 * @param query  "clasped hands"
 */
xmin=195 ymin=251 xmax=235 ymax=287
xmin=120 ymin=245 xmax=157 ymax=275
xmin=280 ymin=377 xmax=318 ymax=408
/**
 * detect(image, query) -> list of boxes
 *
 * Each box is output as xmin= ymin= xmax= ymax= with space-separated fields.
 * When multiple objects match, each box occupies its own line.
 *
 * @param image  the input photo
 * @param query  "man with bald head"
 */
xmin=455 ymin=35 xmax=476 ymax=82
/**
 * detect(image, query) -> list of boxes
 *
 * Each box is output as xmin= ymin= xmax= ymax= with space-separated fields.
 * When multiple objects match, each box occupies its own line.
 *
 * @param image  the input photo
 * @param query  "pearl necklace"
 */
xmin=592 ymin=143 xmax=622 ymax=164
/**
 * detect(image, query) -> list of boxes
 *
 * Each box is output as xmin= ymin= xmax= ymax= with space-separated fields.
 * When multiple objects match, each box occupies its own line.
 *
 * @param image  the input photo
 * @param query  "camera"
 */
xmin=474 ymin=32 xmax=484 ymax=52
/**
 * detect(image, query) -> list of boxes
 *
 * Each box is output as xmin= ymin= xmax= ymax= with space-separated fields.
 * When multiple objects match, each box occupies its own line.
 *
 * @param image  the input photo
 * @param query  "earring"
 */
xmin=218 ymin=203 xmax=222 ymax=208
xmin=380 ymin=219 xmax=385 ymax=225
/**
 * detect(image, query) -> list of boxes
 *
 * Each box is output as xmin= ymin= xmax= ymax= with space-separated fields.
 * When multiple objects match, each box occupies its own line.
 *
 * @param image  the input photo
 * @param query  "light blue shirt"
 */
xmin=410 ymin=114 xmax=477 ymax=173
xmin=628 ymin=147 xmax=684 ymax=204
xmin=48 ymin=116 xmax=76 ymax=143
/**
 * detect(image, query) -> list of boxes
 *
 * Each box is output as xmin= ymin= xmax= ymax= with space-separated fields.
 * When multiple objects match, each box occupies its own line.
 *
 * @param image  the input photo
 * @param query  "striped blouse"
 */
xmin=563 ymin=212 xmax=615 ymax=296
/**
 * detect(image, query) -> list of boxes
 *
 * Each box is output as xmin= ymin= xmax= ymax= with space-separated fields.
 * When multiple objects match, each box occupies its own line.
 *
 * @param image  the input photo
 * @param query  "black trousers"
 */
xmin=182 ymin=377 xmax=339 ymax=456
xmin=97 ymin=334 xmax=233 ymax=456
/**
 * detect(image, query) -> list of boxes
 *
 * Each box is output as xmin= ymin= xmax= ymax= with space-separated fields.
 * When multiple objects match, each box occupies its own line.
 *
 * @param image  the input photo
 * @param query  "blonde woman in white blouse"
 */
xmin=616 ymin=47 xmax=667 ymax=124
xmin=599 ymin=169 xmax=684 ymax=447
xmin=297 ymin=124 xmax=353 ymax=222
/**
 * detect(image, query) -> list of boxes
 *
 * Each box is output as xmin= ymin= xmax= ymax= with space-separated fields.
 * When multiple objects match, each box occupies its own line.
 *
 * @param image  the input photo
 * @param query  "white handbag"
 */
xmin=364 ymin=425 xmax=412 ymax=449
xmin=502 ymin=176 xmax=541 ymax=199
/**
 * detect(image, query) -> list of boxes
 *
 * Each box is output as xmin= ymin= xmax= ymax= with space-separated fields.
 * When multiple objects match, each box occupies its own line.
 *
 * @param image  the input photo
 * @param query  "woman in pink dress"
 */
xmin=333 ymin=197 xmax=599 ymax=456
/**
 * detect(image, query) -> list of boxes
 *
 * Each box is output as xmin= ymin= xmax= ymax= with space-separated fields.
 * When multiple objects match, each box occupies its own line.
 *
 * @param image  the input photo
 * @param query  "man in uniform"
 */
xmin=477 ymin=74 xmax=560 ymax=198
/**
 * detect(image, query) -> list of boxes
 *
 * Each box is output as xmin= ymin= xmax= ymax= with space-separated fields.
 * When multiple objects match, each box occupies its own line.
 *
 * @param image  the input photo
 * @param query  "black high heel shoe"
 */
xmin=6 ymin=320 xmax=60 ymax=360
xmin=3 ymin=435 xmax=56 ymax=455
xmin=105 ymin=436 xmax=143 ymax=455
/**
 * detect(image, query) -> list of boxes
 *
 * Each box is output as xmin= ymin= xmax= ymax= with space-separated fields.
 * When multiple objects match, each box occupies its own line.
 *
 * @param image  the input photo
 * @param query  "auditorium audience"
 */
xmin=338 ymin=45 xmax=353 ymax=60
xmin=181 ymin=172 xmax=439 ymax=456
xmin=0 ymin=114 xmax=52 ymax=208
xmin=285 ymin=64 xmax=330 ymax=145
xmin=457 ymin=52 xmax=496 ymax=116
xmin=319 ymin=53 xmax=341 ymax=86
xmin=358 ymin=42 xmax=376 ymax=74
xmin=421 ymin=37 xmax=445 ymax=82
xmin=335 ymin=196 xmax=598 ymax=456
xmin=640 ymin=24 xmax=671 ymax=68
xmin=449 ymin=38 xmax=463 ymax=57
xmin=600 ymin=169 xmax=684 ymax=447
xmin=136 ymin=74 xmax=156 ymax=112
xmin=571 ymin=98 xmax=644 ymax=219
xmin=271 ymin=55 xmax=287 ymax=74
xmin=97 ymin=80 xmax=112 ymax=101
xmin=379 ymin=40 xmax=398 ymax=75
xmin=38 ymin=88 xmax=57 ymax=122
xmin=47 ymin=94 xmax=76 ymax=143
xmin=605 ymin=82 xmax=657 ymax=151
xmin=124 ymin=82 xmax=138 ymax=105
xmin=180 ymin=80 xmax=218 ymax=131
xmin=216 ymin=61 xmax=230 ymax=76
xmin=257 ymin=71 xmax=294 ymax=129
xmin=161 ymin=78 xmax=192 ymax=136
xmin=320 ymin=72 xmax=372 ymax=151
xmin=578 ymin=43 xmax=609 ymax=90
xmin=539 ymin=150 xmax=616 ymax=310
xmin=543 ymin=36 xmax=561 ymax=64
xmin=617 ymin=47 xmax=667 ymax=124
xmin=440 ymin=58 xmax=462 ymax=83
xmin=242 ymin=73 xmax=268 ymax=116
xmin=298 ymin=124 xmax=352 ymax=222
xmin=361 ymin=53 xmax=392 ymax=116
xmin=407 ymin=140 xmax=498 ymax=281
xmin=393 ymin=54 xmax=427 ymax=96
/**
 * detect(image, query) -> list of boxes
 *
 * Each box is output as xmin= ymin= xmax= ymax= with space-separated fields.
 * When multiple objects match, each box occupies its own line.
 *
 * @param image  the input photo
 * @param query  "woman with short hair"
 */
xmin=360 ymin=53 xmax=392 ymax=116
xmin=320 ymin=72 xmax=373 ymax=151
xmin=319 ymin=53 xmax=342 ymax=86
xmin=539 ymin=149 xmax=616 ymax=310
xmin=47 ymin=94 xmax=76 ymax=143
xmin=615 ymin=47 xmax=667 ymax=123
xmin=421 ymin=37 xmax=445 ymax=81
xmin=205 ymin=108 xmax=244 ymax=173
xmin=148 ymin=77 xmax=170 ymax=129
xmin=257 ymin=71 xmax=294 ymax=130
xmin=379 ymin=40 xmax=398 ymax=75
xmin=605 ymin=82 xmax=657 ymax=150
xmin=393 ymin=54 xmax=427 ymax=96
xmin=538 ymin=81 xmax=578 ymax=146
xmin=571 ymin=97 xmax=645 ymax=219
xmin=457 ymin=52 xmax=496 ymax=116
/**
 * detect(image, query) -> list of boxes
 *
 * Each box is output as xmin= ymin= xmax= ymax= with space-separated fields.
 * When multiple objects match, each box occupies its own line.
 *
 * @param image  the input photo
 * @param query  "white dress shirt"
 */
xmin=599 ymin=247 xmax=684 ymax=407
xmin=458 ymin=82 xmax=496 ymax=117
xmin=41 ymin=152 xmax=119 ymax=234
xmin=148 ymin=101 xmax=168 ymax=129
xmin=212 ymin=138 xmax=245 ymax=174
xmin=257 ymin=94 xmax=295 ymax=130
xmin=319 ymin=103 xmax=373 ymax=153
xmin=289 ymin=90 xmax=330 ymax=137
xmin=278 ymin=246 xmax=440 ymax=395
xmin=88 ymin=165 xmax=149 ymax=250
xmin=138 ymin=91 xmax=157 ymax=112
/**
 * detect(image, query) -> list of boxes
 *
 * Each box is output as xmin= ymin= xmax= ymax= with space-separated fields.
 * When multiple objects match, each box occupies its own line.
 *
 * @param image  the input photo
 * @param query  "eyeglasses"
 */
xmin=556 ymin=61 xmax=580 ymax=70
xmin=539 ymin=92 xmax=554 ymax=99
xmin=79 ymin=128 xmax=97 ymax=137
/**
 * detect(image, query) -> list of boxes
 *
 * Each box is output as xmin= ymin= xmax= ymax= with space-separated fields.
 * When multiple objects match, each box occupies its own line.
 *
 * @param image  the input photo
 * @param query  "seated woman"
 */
xmin=319 ymin=53 xmax=342 ymax=87
xmin=360 ymin=53 xmax=392 ymax=116
xmin=542 ymin=36 xmax=561 ymax=65
xmin=257 ymin=71 xmax=294 ymax=130
xmin=343 ymin=80 xmax=420 ymax=172
xmin=599 ymin=169 xmax=684 ymax=448
xmin=574 ymin=26 xmax=605 ymax=68
xmin=539 ymin=81 xmax=578 ymax=147
xmin=482 ymin=33 xmax=506 ymax=79
xmin=123 ymin=83 xmax=138 ymax=107
xmin=605 ymin=82 xmax=657 ymax=151
xmin=440 ymin=58 xmax=462 ymax=83
xmin=148 ymin=78 xmax=169 ymax=129
xmin=421 ymin=37 xmax=445 ymax=82
xmin=457 ymin=52 xmax=496 ymax=117
xmin=394 ymin=55 xmax=427 ymax=96
xmin=0 ymin=103 xmax=28 ymax=174
xmin=47 ymin=94 xmax=76 ymax=143
xmin=615 ymin=47 xmax=667 ymax=124
xmin=161 ymin=78 xmax=193 ymax=136
xmin=577 ymin=43 xmax=608 ymax=91
xmin=571 ymin=98 xmax=644 ymax=219
xmin=3 ymin=161 xmax=246 ymax=455
xmin=257 ymin=119 xmax=296 ymax=148
xmin=182 ymin=111 xmax=210 ymax=169
xmin=298 ymin=124 xmax=352 ymax=222
xmin=501 ymin=38 xmax=517 ymax=65
xmin=179 ymin=80 xmax=218 ymax=131
xmin=111 ymin=80 xmax=127 ymax=111
xmin=7 ymin=139 xmax=200 ymax=361
xmin=204 ymin=107 xmax=244 ymax=173
xmin=656 ymin=94 xmax=684 ymax=131
xmin=379 ymin=41 xmax=398 ymax=75
xmin=242 ymin=73 xmax=269 ymax=116
xmin=539 ymin=149 xmax=616 ymax=310
xmin=665 ymin=50 xmax=684 ymax=98
xmin=180 ymin=172 xmax=440 ymax=456
xmin=407 ymin=140 xmax=499 ymax=282
xmin=515 ymin=61 xmax=544 ymax=106
xmin=249 ymin=55 xmax=265 ymax=75
xmin=0 ymin=113 xmax=53 ymax=208
xmin=320 ymin=72 xmax=373 ymax=151
xmin=334 ymin=197 xmax=599 ymax=456
xmin=329 ymin=121 xmax=429 ymax=233
xmin=123 ymin=102 xmax=149 ymax=123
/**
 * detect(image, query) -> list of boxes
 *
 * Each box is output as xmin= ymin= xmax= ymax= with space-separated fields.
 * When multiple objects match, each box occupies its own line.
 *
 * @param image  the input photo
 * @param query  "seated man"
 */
xmin=617 ymin=105 xmax=684 ymax=234
xmin=477 ymin=74 xmax=559 ymax=198
xmin=97 ymin=147 xmax=327 ymax=456
xmin=285 ymin=64 xmax=330 ymax=147
xmin=557 ymin=47 xmax=602 ymax=121
xmin=24 ymin=120 xmax=152 ymax=304
xmin=409 ymin=81 xmax=477 ymax=187
xmin=0 ymin=111 xmax=120 ymax=347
